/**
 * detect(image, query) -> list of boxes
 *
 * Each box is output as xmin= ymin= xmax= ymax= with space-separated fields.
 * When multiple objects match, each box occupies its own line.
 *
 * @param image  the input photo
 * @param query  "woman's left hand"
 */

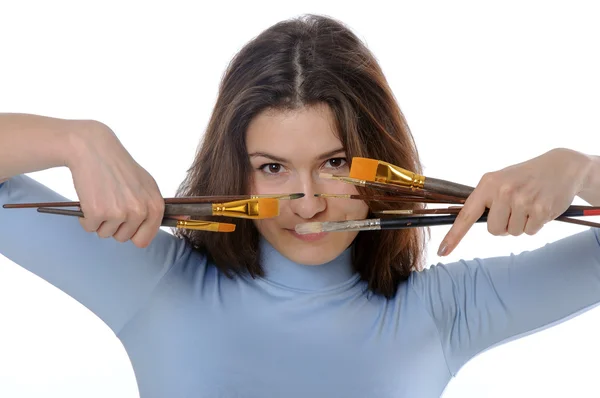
xmin=438 ymin=148 xmax=594 ymax=257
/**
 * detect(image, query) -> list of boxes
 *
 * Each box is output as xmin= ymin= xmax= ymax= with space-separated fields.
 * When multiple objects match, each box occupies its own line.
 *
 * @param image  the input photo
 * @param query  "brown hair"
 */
xmin=174 ymin=14 xmax=430 ymax=298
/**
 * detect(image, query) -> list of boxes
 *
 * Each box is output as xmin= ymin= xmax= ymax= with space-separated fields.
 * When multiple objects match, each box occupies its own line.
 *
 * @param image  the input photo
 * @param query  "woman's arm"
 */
xmin=0 ymin=113 xmax=165 ymax=248
xmin=410 ymin=147 xmax=600 ymax=375
xmin=410 ymin=225 xmax=600 ymax=376
xmin=0 ymin=113 xmax=193 ymax=334
xmin=0 ymin=113 xmax=81 ymax=181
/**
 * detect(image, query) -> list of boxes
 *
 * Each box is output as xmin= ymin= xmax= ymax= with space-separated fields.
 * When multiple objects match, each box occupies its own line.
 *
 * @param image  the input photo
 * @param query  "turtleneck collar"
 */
xmin=258 ymin=237 xmax=358 ymax=291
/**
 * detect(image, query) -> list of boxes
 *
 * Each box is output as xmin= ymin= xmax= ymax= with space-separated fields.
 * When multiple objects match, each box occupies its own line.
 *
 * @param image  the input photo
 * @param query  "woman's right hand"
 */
xmin=66 ymin=121 xmax=165 ymax=248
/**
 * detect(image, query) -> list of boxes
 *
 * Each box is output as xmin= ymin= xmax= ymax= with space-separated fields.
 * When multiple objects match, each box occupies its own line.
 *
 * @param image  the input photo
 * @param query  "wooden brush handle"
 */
xmin=382 ymin=214 xmax=488 ymax=229
xmin=3 ymin=196 xmax=244 ymax=208
xmin=382 ymin=213 xmax=600 ymax=230
xmin=163 ymin=203 xmax=213 ymax=216
xmin=423 ymin=177 xmax=475 ymax=199
xmin=360 ymin=179 xmax=467 ymax=203
xmin=37 ymin=207 xmax=182 ymax=227
xmin=31 ymin=203 xmax=214 ymax=217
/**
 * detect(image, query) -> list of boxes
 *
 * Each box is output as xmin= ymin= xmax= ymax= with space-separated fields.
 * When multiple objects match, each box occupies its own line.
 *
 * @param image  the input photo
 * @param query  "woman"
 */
xmin=1 ymin=14 xmax=599 ymax=398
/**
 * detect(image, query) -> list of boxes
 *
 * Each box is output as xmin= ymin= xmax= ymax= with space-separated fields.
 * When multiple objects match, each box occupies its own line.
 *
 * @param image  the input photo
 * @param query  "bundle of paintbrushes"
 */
xmin=295 ymin=157 xmax=600 ymax=234
xmin=5 ymin=157 xmax=600 ymax=235
xmin=3 ymin=193 xmax=303 ymax=233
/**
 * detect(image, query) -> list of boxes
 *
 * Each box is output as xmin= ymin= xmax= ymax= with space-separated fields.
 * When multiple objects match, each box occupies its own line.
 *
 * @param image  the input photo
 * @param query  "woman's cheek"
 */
xmin=251 ymin=174 xmax=289 ymax=194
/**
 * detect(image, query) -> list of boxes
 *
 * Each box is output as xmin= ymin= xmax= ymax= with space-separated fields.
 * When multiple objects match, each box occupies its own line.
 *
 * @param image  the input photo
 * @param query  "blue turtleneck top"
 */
xmin=1 ymin=175 xmax=600 ymax=397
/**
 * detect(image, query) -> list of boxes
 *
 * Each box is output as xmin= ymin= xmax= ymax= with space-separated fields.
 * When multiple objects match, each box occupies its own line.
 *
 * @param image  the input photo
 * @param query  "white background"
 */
xmin=1 ymin=0 xmax=599 ymax=396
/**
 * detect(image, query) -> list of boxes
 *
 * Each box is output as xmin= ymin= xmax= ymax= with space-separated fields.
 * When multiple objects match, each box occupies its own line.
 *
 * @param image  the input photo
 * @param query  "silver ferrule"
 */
xmin=320 ymin=218 xmax=382 ymax=233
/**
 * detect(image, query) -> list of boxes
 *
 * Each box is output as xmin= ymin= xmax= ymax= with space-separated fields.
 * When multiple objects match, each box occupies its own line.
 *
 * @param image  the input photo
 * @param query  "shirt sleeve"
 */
xmin=0 ymin=174 xmax=195 ymax=334
xmin=409 ymin=226 xmax=600 ymax=376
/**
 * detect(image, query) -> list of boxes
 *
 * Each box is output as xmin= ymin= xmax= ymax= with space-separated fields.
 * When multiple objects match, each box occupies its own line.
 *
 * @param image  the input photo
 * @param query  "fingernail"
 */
xmin=437 ymin=242 xmax=448 ymax=256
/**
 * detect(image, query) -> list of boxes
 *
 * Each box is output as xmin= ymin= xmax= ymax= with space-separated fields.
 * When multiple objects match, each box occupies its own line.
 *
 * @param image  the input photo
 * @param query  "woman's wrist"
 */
xmin=578 ymin=152 xmax=600 ymax=206
xmin=64 ymin=119 xmax=113 ymax=172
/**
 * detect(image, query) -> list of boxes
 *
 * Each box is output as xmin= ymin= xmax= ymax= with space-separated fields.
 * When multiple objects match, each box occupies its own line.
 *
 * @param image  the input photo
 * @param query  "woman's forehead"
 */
xmin=246 ymin=105 xmax=344 ymax=156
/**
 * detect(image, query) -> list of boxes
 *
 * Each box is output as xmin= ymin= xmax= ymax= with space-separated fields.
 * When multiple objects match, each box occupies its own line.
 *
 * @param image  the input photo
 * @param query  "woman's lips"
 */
xmin=286 ymin=229 xmax=328 ymax=242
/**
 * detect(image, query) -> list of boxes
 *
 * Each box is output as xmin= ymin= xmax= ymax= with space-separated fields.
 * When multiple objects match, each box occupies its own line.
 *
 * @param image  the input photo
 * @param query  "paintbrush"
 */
xmin=295 ymin=207 xmax=600 ymax=234
xmin=31 ymin=197 xmax=280 ymax=220
xmin=376 ymin=206 xmax=600 ymax=216
xmin=2 ymin=193 xmax=304 ymax=209
xmin=35 ymin=207 xmax=236 ymax=232
xmin=319 ymin=173 xmax=466 ymax=204
xmin=317 ymin=174 xmax=595 ymax=229
xmin=375 ymin=207 xmax=600 ymax=228
xmin=349 ymin=157 xmax=474 ymax=198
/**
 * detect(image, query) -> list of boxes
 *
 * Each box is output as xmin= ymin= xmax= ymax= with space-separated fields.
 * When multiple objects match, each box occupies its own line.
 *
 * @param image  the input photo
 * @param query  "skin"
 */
xmin=246 ymin=103 xmax=369 ymax=266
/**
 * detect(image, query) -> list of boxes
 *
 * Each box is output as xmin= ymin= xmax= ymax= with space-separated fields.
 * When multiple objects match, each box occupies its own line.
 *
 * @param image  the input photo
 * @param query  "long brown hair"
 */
xmin=174 ymin=14 xmax=430 ymax=298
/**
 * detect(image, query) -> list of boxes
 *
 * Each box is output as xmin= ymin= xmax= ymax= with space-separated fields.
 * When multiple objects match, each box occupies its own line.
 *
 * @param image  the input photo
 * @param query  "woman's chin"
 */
xmin=267 ymin=230 xmax=350 ymax=265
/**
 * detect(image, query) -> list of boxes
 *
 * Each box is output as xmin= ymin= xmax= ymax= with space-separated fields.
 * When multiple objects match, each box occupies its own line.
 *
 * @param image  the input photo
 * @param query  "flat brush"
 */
xmin=36 ymin=208 xmax=236 ymax=232
xmin=295 ymin=208 xmax=600 ymax=234
xmin=349 ymin=157 xmax=475 ymax=199
xmin=319 ymin=173 xmax=466 ymax=204
xmin=2 ymin=193 xmax=303 ymax=209
xmin=31 ymin=197 xmax=280 ymax=220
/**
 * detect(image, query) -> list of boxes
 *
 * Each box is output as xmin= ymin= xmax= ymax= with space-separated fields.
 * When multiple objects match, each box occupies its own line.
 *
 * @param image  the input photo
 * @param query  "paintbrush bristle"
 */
xmin=294 ymin=222 xmax=324 ymax=234
xmin=218 ymin=223 xmax=236 ymax=232
xmin=314 ymin=193 xmax=352 ymax=198
xmin=349 ymin=157 xmax=379 ymax=181
xmin=256 ymin=198 xmax=280 ymax=218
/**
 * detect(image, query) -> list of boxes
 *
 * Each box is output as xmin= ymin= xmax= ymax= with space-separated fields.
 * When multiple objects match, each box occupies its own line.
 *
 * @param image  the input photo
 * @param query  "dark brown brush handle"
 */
xmin=37 ymin=207 xmax=186 ymax=227
xmin=162 ymin=203 xmax=213 ymax=216
xmin=381 ymin=212 xmax=600 ymax=230
xmin=556 ymin=216 xmax=600 ymax=228
xmin=360 ymin=179 xmax=466 ymax=203
xmin=3 ymin=197 xmax=239 ymax=208
xmin=34 ymin=203 xmax=214 ymax=217
xmin=423 ymin=177 xmax=475 ymax=199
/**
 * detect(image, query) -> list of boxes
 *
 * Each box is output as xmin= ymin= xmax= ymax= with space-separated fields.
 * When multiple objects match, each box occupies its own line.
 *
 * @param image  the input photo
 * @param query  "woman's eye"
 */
xmin=325 ymin=157 xmax=347 ymax=169
xmin=260 ymin=163 xmax=284 ymax=174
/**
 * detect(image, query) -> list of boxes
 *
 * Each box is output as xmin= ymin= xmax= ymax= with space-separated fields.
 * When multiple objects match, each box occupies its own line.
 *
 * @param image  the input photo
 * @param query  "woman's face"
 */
xmin=246 ymin=103 xmax=369 ymax=265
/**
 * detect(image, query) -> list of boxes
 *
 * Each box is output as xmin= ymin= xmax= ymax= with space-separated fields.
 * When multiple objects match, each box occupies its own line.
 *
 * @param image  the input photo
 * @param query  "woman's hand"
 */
xmin=66 ymin=121 xmax=165 ymax=248
xmin=438 ymin=148 xmax=595 ymax=256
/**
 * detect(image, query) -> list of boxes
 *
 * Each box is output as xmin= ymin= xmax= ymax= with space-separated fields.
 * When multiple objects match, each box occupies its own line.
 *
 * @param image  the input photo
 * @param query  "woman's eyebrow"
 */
xmin=248 ymin=152 xmax=287 ymax=163
xmin=248 ymin=148 xmax=345 ymax=163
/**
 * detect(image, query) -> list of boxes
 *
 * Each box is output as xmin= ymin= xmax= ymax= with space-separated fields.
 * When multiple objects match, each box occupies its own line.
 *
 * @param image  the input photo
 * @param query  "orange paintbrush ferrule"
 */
xmin=164 ymin=219 xmax=236 ymax=232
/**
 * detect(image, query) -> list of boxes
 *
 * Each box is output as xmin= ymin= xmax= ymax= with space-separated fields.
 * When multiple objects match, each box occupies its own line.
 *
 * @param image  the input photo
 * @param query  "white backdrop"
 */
xmin=1 ymin=1 xmax=599 ymax=397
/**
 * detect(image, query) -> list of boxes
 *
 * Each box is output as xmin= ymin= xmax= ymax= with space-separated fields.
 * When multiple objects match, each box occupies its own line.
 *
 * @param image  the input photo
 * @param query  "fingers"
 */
xmin=78 ymin=188 xmax=165 ymax=248
xmin=130 ymin=195 xmax=165 ymax=248
xmin=486 ymin=185 xmax=511 ymax=236
xmin=438 ymin=181 xmax=490 ymax=256
xmin=523 ymin=201 xmax=551 ymax=235
xmin=437 ymin=170 xmax=557 ymax=257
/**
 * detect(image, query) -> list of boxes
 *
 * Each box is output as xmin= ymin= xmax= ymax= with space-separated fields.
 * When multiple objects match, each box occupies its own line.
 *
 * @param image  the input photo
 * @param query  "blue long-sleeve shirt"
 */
xmin=1 ymin=174 xmax=600 ymax=397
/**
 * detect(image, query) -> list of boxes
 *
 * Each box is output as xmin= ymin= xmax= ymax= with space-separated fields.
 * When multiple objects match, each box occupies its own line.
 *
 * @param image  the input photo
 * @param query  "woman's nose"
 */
xmin=289 ymin=176 xmax=326 ymax=220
